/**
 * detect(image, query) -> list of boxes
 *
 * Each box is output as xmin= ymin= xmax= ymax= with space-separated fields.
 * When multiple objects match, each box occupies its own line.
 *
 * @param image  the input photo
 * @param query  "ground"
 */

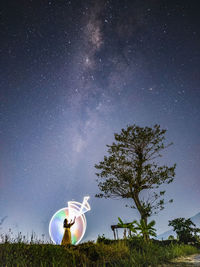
xmin=162 ymin=254 xmax=200 ymax=266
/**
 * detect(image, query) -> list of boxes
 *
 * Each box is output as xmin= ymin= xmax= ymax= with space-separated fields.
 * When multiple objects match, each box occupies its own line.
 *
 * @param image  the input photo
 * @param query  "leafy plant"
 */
xmin=117 ymin=217 xmax=137 ymax=237
xmin=117 ymin=217 xmax=156 ymax=241
xmin=168 ymin=235 xmax=175 ymax=240
xmin=169 ymin=217 xmax=200 ymax=244
xmin=134 ymin=219 xmax=157 ymax=242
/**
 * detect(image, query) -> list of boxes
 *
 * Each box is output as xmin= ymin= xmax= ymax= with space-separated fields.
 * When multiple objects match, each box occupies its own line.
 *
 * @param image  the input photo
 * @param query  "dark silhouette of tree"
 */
xmin=169 ymin=218 xmax=200 ymax=244
xmin=95 ymin=124 xmax=176 ymax=240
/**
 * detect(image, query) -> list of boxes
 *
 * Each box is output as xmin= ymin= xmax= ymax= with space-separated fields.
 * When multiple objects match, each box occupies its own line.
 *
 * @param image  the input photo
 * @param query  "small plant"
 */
xmin=117 ymin=217 xmax=137 ymax=237
xmin=96 ymin=234 xmax=107 ymax=243
xmin=168 ymin=235 xmax=175 ymax=240
xmin=96 ymin=234 xmax=115 ymax=245
xmin=134 ymin=219 xmax=157 ymax=242
xmin=117 ymin=217 xmax=157 ymax=242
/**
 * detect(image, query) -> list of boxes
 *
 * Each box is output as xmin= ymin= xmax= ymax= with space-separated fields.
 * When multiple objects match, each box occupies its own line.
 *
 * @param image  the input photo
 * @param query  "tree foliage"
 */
xmin=168 ymin=218 xmax=200 ymax=244
xmin=95 ymin=125 xmax=176 ymax=239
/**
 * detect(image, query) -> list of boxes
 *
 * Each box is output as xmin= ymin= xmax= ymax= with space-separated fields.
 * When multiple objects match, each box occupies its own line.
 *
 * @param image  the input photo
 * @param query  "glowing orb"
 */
xmin=49 ymin=196 xmax=90 ymax=245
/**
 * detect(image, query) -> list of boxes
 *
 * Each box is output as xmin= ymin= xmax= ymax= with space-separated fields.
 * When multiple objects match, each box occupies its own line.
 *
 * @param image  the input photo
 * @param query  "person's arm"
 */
xmin=70 ymin=217 xmax=76 ymax=226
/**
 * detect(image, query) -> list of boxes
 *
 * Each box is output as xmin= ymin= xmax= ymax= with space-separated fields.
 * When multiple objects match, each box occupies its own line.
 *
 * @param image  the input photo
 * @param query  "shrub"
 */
xmin=0 ymin=232 xmax=199 ymax=266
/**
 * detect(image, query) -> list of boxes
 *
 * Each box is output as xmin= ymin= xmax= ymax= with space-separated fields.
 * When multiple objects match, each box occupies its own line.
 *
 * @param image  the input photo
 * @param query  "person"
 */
xmin=61 ymin=217 xmax=76 ymax=245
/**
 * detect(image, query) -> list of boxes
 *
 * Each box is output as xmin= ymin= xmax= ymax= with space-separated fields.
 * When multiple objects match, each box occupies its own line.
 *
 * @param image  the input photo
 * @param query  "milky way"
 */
xmin=0 ymin=0 xmax=200 ymax=240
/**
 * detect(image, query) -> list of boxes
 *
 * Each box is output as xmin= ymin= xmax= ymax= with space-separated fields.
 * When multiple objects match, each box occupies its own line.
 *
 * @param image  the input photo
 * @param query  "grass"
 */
xmin=0 ymin=233 xmax=199 ymax=266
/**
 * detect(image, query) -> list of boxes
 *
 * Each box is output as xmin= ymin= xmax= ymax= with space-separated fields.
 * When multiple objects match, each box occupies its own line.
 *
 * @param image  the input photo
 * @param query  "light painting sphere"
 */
xmin=49 ymin=207 xmax=86 ymax=245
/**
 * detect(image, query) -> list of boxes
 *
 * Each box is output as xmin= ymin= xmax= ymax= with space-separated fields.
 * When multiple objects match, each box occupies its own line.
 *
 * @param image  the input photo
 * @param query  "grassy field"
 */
xmin=0 ymin=235 xmax=199 ymax=266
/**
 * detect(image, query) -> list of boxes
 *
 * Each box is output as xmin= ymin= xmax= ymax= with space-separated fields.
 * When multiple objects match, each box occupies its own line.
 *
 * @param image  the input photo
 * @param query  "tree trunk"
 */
xmin=132 ymin=191 xmax=149 ymax=241
xmin=133 ymin=148 xmax=150 ymax=241
xmin=141 ymin=215 xmax=149 ymax=242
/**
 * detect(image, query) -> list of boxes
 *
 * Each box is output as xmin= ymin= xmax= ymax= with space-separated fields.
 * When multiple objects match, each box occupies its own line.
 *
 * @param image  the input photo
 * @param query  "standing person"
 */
xmin=61 ymin=217 xmax=76 ymax=245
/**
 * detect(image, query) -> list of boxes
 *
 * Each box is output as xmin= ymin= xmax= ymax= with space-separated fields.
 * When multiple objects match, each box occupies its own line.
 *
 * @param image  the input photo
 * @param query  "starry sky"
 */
xmin=0 ymin=0 xmax=200 ymax=241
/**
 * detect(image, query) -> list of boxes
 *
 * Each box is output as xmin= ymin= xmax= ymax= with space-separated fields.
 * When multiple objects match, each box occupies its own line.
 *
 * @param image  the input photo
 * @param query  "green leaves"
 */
xmin=117 ymin=217 xmax=157 ymax=241
xmin=134 ymin=219 xmax=157 ymax=242
xmin=117 ymin=217 xmax=137 ymax=236
xmin=95 ymin=124 xmax=176 ymax=239
xmin=168 ymin=218 xmax=200 ymax=244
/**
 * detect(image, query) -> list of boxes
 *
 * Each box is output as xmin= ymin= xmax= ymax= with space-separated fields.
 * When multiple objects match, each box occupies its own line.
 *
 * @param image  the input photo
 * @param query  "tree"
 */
xmin=95 ymin=124 xmax=176 ymax=240
xmin=168 ymin=218 xmax=200 ymax=244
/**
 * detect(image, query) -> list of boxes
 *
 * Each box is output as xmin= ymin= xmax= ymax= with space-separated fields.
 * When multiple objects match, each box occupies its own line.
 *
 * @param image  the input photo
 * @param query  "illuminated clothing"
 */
xmin=61 ymin=219 xmax=75 ymax=245
xmin=61 ymin=225 xmax=71 ymax=245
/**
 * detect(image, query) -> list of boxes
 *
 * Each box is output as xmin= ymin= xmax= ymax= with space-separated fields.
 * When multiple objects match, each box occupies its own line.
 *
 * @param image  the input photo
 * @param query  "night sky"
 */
xmin=0 ymin=0 xmax=200 ymax=241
